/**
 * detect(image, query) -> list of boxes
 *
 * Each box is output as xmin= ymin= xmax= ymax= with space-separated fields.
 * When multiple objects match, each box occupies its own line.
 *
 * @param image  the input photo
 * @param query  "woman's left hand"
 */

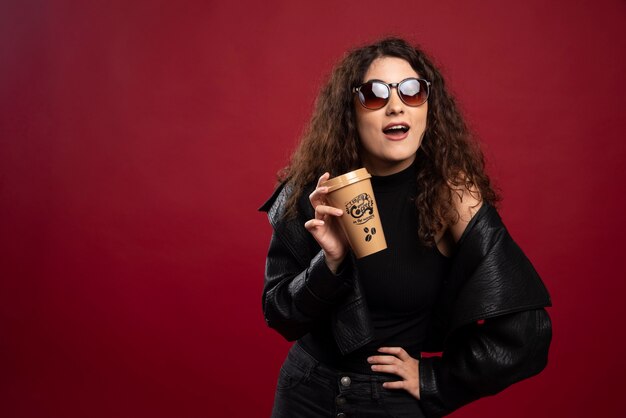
xmin=368 ymin=347 xmax=420 ymax=400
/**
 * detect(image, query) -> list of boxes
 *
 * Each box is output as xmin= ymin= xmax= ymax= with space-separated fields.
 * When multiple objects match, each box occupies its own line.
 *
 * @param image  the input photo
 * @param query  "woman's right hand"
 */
xmin=304 ymin=172 xmax=349 ymax=273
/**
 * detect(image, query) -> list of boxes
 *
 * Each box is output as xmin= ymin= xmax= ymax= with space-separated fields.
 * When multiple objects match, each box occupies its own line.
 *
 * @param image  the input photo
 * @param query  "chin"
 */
xmin=388 ymin=148 xmax=419 ymax=161
xmin=383 ymin=154 xmax=416 ymax=168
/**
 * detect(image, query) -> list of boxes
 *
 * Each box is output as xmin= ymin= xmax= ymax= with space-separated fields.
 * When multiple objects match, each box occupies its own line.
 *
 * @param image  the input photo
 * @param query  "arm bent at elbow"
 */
xmin=419 ymin=308 xmax=552 ymax=417
xmin=262 ymin=232 xmax=353 ymax=341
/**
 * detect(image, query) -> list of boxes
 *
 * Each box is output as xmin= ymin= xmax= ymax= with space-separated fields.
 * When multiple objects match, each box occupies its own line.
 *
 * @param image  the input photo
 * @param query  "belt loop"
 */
xmin=371 ymin=376 xmax=379 ymax=400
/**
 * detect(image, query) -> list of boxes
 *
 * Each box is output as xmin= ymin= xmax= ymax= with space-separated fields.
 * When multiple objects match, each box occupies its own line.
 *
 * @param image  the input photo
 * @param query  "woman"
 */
xmin=260 ymin=37 xmax=551 ymax=418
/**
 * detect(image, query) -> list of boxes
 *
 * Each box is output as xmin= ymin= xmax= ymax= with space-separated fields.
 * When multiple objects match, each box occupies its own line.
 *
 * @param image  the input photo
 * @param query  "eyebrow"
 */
xmin=361 ymin=77 xmax=421 ymax=84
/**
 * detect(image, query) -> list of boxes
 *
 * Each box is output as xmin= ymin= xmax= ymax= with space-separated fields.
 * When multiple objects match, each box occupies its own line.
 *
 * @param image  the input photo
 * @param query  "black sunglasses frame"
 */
xmin=352 ymin=78 xmax=431 ymax=110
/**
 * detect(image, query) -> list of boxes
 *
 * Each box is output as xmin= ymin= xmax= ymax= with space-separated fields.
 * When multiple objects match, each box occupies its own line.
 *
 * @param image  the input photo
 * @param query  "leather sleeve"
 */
xmin=262 ymin=227 xmax=354 ymax=341
xmin=419 ymin=308 xmax=552 ymax=417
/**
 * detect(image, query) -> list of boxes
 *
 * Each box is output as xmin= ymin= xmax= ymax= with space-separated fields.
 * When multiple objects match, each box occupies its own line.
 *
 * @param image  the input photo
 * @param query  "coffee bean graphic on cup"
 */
xmin=364 ymin=227 xmax=377 ymax=242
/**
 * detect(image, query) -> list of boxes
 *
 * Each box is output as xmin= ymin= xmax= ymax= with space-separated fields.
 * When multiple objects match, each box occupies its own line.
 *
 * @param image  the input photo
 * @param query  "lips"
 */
xmin=382 ymin=122 xmax=410 ymax=140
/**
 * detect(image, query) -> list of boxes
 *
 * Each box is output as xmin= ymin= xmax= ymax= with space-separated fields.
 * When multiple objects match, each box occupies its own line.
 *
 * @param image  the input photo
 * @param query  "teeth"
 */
xmin=384 ymin=125 xmax=409 ymax=133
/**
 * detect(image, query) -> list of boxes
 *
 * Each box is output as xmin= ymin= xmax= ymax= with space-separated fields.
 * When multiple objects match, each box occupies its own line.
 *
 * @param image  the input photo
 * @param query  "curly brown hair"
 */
xmin=279 ymin=37 xmax=499 ymax=245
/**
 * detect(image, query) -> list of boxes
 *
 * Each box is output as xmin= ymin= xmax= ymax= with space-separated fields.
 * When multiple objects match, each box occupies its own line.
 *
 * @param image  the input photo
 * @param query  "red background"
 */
xmin=1 ymin=1 xmax=625 ymax=417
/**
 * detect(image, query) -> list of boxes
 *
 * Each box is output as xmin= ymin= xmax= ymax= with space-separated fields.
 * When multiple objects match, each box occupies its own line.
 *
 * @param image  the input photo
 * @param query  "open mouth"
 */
xmin=382 ymin=125 xmax=410 ymax=135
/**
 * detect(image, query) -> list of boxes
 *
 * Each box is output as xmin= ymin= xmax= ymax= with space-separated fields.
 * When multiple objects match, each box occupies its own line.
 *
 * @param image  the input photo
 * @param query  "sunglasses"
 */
xmin=352 ymin=78 xmax=431 ymax=110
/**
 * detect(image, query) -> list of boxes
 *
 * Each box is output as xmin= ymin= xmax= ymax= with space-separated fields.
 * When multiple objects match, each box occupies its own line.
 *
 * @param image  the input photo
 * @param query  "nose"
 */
xmin=385 ymin=86 xmax=404 ymax=115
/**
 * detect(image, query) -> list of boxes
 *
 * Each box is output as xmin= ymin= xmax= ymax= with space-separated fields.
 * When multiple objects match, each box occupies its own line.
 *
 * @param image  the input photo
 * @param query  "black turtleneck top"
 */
xmin=300 ymin=161 xmax=451 ymax=373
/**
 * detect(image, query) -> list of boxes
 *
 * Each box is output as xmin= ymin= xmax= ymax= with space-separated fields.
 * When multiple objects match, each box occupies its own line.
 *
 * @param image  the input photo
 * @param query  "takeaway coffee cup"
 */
xmin=321 ymin=168 xmax=387 ymax=258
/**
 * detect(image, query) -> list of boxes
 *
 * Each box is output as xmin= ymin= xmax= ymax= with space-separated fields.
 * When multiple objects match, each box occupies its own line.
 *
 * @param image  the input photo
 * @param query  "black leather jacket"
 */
xmin=260 ymin=182 xmax=552 ymax=417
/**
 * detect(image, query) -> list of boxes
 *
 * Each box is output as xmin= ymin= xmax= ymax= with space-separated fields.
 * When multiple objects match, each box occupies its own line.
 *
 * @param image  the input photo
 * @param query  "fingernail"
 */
xmin=335 ymin=210 xmax=343 ymax=216
xmin=367 ymin=357 xmax=372 ymax=363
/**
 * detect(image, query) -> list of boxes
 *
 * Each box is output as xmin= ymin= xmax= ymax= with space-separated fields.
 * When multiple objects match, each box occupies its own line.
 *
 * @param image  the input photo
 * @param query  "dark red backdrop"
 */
xmin=1 ymin=1 xmax=625 ymax=417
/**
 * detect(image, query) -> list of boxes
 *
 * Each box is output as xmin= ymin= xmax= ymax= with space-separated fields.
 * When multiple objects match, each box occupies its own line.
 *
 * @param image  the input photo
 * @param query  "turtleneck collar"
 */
xmin=370 ymin=160 xmax=417 ymax=192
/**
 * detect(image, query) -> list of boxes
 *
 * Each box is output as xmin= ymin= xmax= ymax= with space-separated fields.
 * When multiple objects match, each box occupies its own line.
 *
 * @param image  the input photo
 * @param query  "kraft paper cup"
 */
xmin=321 ymin=168 xmax=387 ymax=258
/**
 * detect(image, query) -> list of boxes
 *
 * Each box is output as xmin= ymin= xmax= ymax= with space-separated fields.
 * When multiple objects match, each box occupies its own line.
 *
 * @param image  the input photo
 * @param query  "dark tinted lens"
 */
xmin=359 ymin=81 xmax=389 ymax=109
xmin=398 ymin=79 xmax=428 ymax=106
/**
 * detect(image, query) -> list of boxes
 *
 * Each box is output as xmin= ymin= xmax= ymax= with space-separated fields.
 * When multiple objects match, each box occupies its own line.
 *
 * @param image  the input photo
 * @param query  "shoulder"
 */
xmin=446 ymin=175 xmax=484 ymax=243
xmin=259 ymin=181 xmax=289 ymax=213
xmin=259 ymin=180 xmax=316 ymax=228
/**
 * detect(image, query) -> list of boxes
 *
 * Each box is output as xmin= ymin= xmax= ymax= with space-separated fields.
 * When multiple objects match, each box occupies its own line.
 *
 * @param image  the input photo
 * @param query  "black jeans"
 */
xmin=271 ymin=342 xmax=426 ymax=418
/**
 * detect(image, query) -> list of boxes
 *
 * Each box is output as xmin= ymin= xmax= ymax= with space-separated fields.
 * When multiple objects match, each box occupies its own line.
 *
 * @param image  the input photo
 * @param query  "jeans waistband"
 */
xmin=289 ymin=342 xmax=400 ymax=390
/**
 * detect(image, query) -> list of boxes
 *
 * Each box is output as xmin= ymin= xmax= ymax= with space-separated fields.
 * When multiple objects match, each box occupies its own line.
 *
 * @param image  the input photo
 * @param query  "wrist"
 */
xmin=324 ymin=253 xmax=346 ymax=274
